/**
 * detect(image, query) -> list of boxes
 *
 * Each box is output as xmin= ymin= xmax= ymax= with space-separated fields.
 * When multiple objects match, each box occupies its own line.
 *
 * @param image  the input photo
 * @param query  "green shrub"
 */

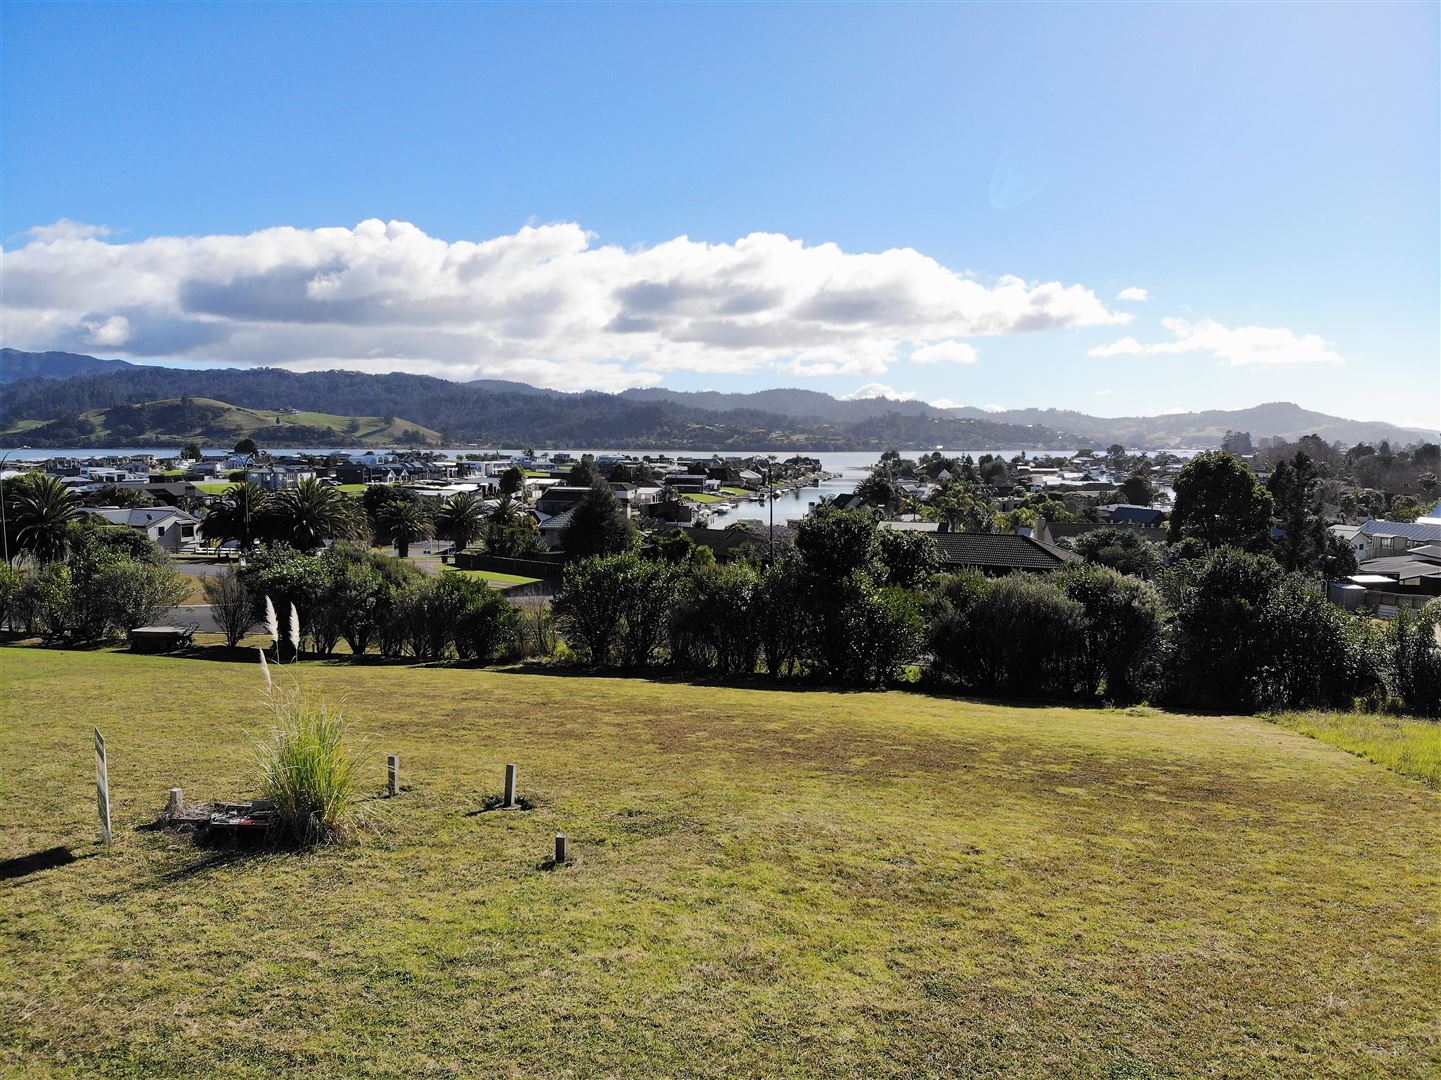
xmin=1388 ymin=600 xmax=1441 ymax=719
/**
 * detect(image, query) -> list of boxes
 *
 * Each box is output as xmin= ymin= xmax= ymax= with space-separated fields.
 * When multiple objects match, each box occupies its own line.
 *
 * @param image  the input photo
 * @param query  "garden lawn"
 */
xmin=444 ymin=568 xmax=543 ymax=586
xmin=2 ymin=647 xmax=1438 ymax=1079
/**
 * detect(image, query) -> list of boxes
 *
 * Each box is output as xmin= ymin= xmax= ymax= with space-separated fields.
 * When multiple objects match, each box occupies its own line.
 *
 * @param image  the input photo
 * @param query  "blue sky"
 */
xmin=3 ymin=2 xmax=1437 ymax=428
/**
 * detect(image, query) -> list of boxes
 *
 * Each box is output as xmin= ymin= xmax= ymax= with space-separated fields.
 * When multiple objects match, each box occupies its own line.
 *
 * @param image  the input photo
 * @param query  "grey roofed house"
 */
xmin=929 ymin=532 xmax=1081 ymax=574
xmin=535 ymin=486 xmax=595 ymax=515
xmin=536 ymin=507 xmax=575 ymax=548
xmin=81 ymin=506 xmax=202 ymax=552
xmin=1354 ymin=518 xmax=1441 ymax=560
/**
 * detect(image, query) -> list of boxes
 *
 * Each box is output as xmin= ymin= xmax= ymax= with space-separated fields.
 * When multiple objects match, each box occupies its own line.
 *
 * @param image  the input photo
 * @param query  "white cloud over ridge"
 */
xmin=1115 ymin=286 xmax=1148 ymax=302
xmin=1089 ymin=317 xmax=1344 ymax=366
xmin=2 ymin=217 xmax=1132 ymax=391
xmin=840 ymin=383 xmax=918 ymax=402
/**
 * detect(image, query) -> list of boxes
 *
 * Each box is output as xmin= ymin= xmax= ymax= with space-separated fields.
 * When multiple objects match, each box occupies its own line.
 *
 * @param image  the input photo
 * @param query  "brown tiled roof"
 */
xmin=931 ymin=532 xmax=1080 ymax=572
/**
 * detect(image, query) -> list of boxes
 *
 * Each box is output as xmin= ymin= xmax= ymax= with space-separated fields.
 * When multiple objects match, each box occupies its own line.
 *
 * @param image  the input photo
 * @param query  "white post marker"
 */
xmin=94 ymin=728 xmax=111 ymax=847
xmin=387 ymin=754 xmax=400 ymax=797
xmin=554 ymin=834 xmax=569 ymax=865
xmin=168 ymin=787 xmax=183 ymax=815
xmin=503 ymin=763 xmax=518 ymax=809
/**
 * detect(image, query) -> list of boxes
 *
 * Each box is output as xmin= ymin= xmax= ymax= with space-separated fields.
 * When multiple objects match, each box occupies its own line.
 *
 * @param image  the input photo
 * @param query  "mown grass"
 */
xmin=2 ymin=647 xmax=1438 ymax=1079
xmin=1271 ymin=710 xmax=1441 ymax=788
xmin=444 ymin=568 xmax=542 ymax=586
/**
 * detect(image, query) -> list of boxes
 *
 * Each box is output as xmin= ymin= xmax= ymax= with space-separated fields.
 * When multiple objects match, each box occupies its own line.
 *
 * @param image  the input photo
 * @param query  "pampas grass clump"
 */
xmin=255 ymin=689 xmax=367 ymax=845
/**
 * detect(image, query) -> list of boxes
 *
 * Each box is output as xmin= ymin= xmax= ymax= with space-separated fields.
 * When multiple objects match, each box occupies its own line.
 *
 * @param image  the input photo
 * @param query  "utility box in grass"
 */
xmin=128 ymin=626 xmax=195 ymax=653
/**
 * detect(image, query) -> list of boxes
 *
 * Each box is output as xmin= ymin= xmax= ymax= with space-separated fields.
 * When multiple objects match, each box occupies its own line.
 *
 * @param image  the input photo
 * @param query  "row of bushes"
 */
xmin=231 ymin=543 xmax=524 ymax=663
xmin=548 ymin=516 xmax=1441 ymax=717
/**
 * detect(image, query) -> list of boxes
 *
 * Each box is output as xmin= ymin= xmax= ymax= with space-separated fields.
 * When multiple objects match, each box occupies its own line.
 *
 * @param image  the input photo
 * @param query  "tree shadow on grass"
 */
xmin=0 ymin=846 xmax=97 ymax=881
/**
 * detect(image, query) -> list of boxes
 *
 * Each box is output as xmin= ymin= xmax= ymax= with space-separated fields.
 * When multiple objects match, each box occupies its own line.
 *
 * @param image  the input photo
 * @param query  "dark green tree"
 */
xmin=560 ymin=484 xmax=634 ymax=558
xmin=499 ymin=466 xmax=525 ymax=497
xmin=1168 ymin=451 xmax=1273 ymax=550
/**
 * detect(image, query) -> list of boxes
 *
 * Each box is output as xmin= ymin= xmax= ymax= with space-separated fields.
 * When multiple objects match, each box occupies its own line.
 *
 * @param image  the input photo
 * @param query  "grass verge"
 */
xmin=1270 ymin=710 xmax=1441 ymax=788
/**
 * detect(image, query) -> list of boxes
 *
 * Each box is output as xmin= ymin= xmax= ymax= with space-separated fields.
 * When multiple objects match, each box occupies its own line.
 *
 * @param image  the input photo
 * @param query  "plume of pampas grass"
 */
xmin=264 ymin=595 xmax=279 ymax=642
xmin=289 ymin=602 xmax=302 ymax=657
xmin=257 ymin=647 xmax=272 ymax=692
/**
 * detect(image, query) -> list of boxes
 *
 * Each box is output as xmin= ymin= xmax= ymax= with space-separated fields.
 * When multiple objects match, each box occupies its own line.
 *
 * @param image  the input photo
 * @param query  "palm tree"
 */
xmin=377 ymin=497 xmax=433 ymax=558
xmin=200 ymin=480 xmax=269 ymax=551
xmin=262 ymin=478 xmax=363 ymax=552
xmin=434 ymin=492 xmax=485 ymax=552
xmin=9 ymin=474 xmax=80 ymax=564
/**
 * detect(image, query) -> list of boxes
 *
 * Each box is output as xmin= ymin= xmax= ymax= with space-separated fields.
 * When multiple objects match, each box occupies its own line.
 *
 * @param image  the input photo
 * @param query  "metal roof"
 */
xmin=1358 ymin=519 xmax=1441 ymax=541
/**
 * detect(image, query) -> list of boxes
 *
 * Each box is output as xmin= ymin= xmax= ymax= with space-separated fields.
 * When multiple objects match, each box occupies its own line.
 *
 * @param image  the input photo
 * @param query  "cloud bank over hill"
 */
xmin=2 ymin=218 xmax=1131 ymax=392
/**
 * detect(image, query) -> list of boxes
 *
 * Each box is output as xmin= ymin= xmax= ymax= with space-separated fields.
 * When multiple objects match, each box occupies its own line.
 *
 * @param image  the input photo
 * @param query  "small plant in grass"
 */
xmin=254 ymin=687 xmax=368 ymax=845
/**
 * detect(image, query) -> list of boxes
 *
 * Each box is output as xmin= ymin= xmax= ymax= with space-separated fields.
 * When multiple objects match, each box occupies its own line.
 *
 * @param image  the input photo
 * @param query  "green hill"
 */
xmin=2 ymin=396 xmax=443 ymax=448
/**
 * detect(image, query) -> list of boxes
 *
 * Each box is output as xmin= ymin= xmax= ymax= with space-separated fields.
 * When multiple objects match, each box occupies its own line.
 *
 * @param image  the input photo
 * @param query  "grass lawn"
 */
xmin=194 ymin=481 xmax=233 ymax=494
xmin=444 ymin=568 xmax=543 ymax=587
xmin=2 ymin=648 xmax=1438 ymax=1078
xmin=683 ymin=492 xmax=728 ymax=503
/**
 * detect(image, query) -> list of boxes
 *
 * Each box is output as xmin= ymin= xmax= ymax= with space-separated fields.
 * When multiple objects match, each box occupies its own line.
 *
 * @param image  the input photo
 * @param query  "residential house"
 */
xmin=1351 ymin=519 xmax=1441 ymax=562
xmin=928 ymin=532 xmax=1081 ymax=575
xmin=1097 ymin=504 xmax=1167 ymax=527
xmin=81 ymin=506 xmax=203 ymax=552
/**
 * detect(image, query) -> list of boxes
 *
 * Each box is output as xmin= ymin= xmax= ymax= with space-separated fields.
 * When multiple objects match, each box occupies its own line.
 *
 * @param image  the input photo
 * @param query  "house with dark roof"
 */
xmin=929 ymin=532 xmax=1081 ymax=575
xmin=1097 ymin=504 xmax=1167 ymax=527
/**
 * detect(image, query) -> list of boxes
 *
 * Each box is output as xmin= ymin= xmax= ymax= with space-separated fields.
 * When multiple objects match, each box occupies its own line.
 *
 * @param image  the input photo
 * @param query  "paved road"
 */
xmin=158 ymin=604 xmax=221 ymax=633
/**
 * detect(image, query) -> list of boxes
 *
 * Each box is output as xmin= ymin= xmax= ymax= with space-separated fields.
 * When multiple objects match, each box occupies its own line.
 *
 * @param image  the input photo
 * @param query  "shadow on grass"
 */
xmin=0 ymin=846 xmax=96 ymax=881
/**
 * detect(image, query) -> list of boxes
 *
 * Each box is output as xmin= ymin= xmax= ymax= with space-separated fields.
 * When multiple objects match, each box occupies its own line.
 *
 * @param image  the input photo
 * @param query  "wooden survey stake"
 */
xmin=94 ymin=727 xmax=111 ymax=847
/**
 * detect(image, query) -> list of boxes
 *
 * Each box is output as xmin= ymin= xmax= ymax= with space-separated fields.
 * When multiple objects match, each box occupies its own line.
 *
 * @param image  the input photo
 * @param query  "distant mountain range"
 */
xmin=0 ymin=348 xmax=136 ymax=384
xmin=622 ymin=387 xmax=1438 ymax=447
xmin=0 ymin=348 xmax=1434 ymax=450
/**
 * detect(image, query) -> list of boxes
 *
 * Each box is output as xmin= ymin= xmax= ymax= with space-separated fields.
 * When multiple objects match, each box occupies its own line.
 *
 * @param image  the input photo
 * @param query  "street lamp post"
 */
xmin=0 ymin=451 xmax=15 ymax=567
xmin=767 ymin=454 xmax=777 ymax=563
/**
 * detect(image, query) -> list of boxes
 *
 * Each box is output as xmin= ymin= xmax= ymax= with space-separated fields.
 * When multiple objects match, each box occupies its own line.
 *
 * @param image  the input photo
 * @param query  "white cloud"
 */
xmin=911 ymin=340 xmax=979 ymax=365
xmin=980 ymin=403 xmax=1006 ymax=413
xmin=82 ymin=314 xmax=131 ymax=347
xmin=840 ymin=383 xmax=917 ymax=402
xmin=929 ymin=398 xmax=958 ymax=409
xmin=1089 ymin=335 xmax=1146 ymax=358
xmin=1088 ymin=317 xmax=1343 ymax=366
xmin=27 ymin=219 xmax=114 ymax=242
xmin=1115 ymin=286 xmax=1149 ymax=302
xmin=1 ymin=218 xmax=1132 ymax=391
